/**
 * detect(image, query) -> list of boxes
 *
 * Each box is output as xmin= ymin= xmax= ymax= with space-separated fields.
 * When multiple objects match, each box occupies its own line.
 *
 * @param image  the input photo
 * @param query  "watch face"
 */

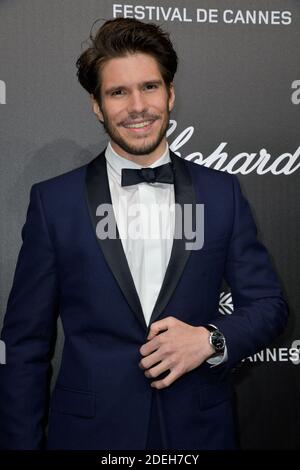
xmin=211 ymin=330 xmax=225 ymax=352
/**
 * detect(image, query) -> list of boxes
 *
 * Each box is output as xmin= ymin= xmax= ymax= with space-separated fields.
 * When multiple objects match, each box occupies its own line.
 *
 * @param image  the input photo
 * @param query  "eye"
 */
xmin=111 ymin=89 xmax=125 ymax=96
xmin=145 ymin=83 xmax=158 ymax=90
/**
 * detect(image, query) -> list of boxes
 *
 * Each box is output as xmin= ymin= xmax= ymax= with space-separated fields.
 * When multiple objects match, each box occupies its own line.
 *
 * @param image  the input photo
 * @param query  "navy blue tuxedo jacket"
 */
xmin=0 ymin=149 xmax=287 ymax=449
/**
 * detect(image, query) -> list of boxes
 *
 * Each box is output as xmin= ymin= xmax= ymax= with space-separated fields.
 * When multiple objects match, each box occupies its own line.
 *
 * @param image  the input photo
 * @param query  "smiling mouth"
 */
xmin=122 ymin=119 xmax=156 ymax=131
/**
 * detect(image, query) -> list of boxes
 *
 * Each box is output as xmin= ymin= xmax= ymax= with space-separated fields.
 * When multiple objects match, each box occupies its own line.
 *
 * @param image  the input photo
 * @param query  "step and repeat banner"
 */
xmin=0 ymin=0 xmax=299 ymax=449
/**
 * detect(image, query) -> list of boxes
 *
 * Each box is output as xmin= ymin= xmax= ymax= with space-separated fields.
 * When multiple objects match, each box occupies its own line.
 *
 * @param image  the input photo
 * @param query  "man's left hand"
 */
xmin=139 ymin=316 xmax=214 ymax=389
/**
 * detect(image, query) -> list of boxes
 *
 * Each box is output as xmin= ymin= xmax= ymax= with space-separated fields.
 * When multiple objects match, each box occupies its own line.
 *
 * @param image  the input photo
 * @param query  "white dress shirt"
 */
xmin=105 ymin=141 xmax=226 ymax=365
xmin=105 ymin=141 xmax=175 ymax=326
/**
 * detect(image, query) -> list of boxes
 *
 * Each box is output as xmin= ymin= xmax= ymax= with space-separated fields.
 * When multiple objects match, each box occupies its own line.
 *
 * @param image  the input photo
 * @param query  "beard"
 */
xmin=100 ymin=108 xmax=170 ymax=156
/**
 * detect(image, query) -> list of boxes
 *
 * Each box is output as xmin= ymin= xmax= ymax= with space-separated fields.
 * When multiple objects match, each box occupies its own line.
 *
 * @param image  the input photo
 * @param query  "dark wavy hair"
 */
xmin=76 ymin=17 xmax=178 ymax=103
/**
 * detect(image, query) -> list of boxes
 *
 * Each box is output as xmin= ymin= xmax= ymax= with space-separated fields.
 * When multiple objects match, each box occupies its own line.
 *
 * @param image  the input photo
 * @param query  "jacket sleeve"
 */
xmin=0 ymin=183 xmax=60 ymax=449
xmin=211 ymin=175 xmax=288 ymax=372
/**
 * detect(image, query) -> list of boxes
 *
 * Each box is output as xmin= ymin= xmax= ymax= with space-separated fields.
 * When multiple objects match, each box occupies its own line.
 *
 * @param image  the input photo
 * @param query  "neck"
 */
xmin=110 ymin=138 xmax=168 ymax=167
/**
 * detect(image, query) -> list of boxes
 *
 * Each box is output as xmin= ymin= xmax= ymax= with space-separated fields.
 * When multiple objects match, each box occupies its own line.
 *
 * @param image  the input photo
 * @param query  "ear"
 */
xmin=168 ymin=83 xmax=175 ymax=112
xmin=90 ymin=94 xmax=104 ymax=122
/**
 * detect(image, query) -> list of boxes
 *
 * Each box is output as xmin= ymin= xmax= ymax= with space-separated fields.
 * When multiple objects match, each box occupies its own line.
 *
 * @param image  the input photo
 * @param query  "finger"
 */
xmin=144 ymin=359 xmax=170 ymax=379
xmin=139 ymin=349 xmax=162 ymax=370
xmin=147 ymin=317 xmax=173 ymax=340
xmin=140 ymin=335 xmax=160 ymax=357
xmin=150 ymin=368 xmax=181 ymax=390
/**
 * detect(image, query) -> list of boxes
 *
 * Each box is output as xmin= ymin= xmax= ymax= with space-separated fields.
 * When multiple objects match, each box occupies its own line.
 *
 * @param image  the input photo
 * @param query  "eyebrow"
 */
xmin=104 ymin=80 xmax=163 ymax=95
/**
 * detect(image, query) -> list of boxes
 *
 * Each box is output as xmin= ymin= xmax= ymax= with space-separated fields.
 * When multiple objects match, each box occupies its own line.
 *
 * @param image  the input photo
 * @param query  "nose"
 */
xmin=127 ymin=90 xmax=147 ymax=115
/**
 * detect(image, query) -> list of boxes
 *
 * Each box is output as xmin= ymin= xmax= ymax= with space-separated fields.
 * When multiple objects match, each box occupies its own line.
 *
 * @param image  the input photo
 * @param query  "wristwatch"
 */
xmin=205 ymin=325 xmax=226 ymax=355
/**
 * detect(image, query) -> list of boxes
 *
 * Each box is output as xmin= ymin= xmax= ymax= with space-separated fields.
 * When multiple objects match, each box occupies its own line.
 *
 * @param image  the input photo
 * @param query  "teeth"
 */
xmin=125 ymin=121 xmax=152 ymax=129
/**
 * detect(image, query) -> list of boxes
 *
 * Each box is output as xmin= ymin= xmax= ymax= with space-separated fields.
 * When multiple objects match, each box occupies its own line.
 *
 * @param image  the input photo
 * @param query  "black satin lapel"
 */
xmin=148 ymin=151 xmax=196 ymax=328
xmin=85 ymin=150 xmax=146 ymax=331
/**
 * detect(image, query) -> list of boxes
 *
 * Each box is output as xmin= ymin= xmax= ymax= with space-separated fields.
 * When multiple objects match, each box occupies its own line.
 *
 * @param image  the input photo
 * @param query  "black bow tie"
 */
xmin=121 ymin=162 xmax=174 ymax=187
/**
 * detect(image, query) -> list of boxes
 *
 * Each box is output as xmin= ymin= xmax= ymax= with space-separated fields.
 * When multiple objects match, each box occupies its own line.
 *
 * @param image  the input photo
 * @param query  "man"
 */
xmin=0 ymin=18 xmax=287 ymax=450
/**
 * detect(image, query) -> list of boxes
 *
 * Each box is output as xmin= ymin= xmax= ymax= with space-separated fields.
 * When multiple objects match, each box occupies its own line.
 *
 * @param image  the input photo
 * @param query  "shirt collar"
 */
xmin=105 ymin=141 xmax=171 ymax=185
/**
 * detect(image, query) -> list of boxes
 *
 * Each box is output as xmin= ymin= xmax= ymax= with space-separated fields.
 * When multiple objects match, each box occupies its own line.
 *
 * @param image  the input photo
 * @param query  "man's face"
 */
xmin=91 ymin=53 xmax=175 ymax=161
